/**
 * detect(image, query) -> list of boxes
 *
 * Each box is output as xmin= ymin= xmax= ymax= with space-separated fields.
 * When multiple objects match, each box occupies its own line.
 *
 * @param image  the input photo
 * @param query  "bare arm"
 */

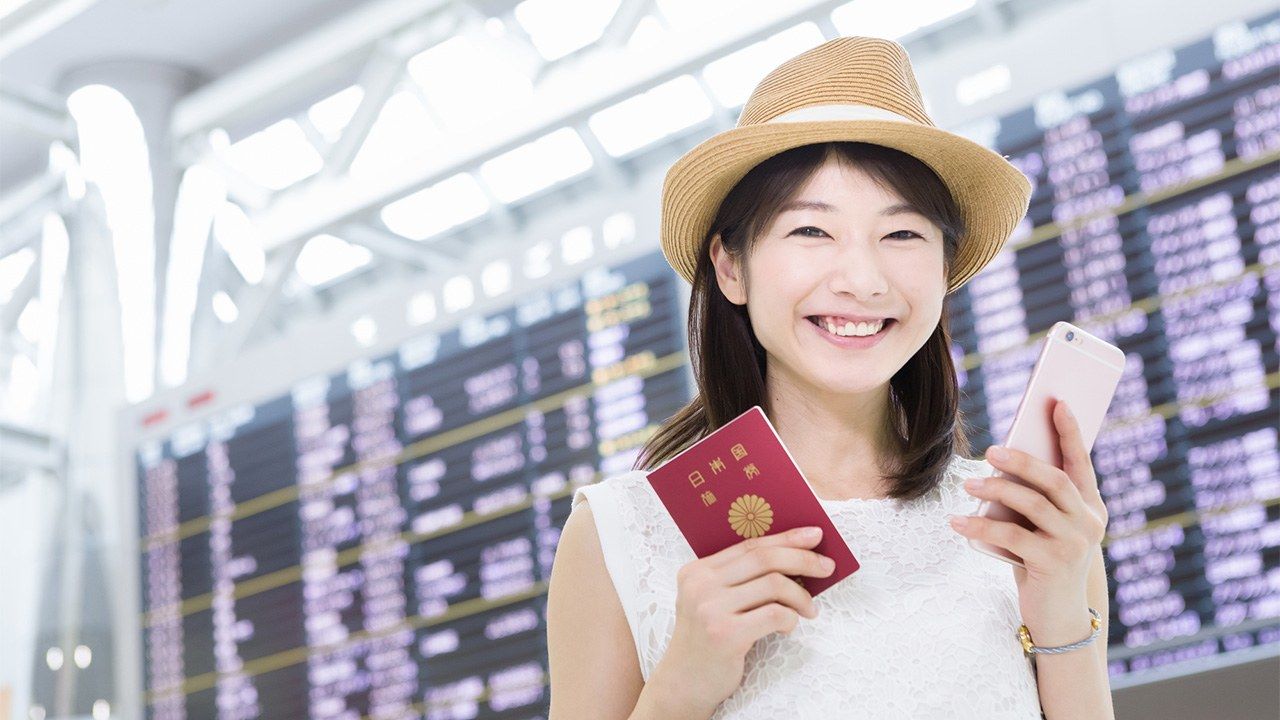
xmin=548 ymin=498 xmax=660 ymax=719
xmin=1032 ymin=543 xmax=1115 ymax=720
xmin=549 ymin=497 xmax=831 ymax=719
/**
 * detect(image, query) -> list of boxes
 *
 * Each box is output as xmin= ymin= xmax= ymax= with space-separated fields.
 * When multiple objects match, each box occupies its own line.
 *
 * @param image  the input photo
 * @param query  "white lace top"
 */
xmin=570 ymin=454 xmax=1043 ymax=719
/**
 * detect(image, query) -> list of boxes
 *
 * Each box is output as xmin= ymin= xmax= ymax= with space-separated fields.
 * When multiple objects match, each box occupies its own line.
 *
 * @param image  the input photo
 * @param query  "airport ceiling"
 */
xmin=0 ymin=0 xmax=474 ymax=193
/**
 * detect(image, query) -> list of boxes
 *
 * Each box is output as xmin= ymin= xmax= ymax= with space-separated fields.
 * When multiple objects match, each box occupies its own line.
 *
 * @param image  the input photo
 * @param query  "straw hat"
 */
xmin=659 ymin=35 xmax=1032 ymax=294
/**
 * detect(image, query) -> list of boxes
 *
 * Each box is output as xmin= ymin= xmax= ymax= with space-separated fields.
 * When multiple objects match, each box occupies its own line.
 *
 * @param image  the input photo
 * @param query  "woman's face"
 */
xmin=709 ymin=156 xmax=948 ymax=399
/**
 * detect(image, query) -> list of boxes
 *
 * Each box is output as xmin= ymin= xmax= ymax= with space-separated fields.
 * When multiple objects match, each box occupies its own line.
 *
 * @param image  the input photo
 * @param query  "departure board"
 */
xmin=948 ymin=10 xmax=1280 ymax=681
xmin=136 ymin=251 xmax=691 ymax=719
xmin=134 ymin=10 xmax=1280 ymax=719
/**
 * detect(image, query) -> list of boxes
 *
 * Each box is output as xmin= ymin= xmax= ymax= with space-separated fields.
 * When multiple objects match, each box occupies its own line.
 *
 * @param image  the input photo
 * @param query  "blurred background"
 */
xmin=0 ymin=0 xmax=1277 ymax=718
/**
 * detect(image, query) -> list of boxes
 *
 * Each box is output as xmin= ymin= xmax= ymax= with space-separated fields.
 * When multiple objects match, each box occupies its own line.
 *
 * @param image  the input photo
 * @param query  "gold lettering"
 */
xmin=689 ymin=470 xmax=706 ymax=488
xmin=730 ymin=443 xmax=748 ymax=461
xmin=701 ymin=490 xmax=717 ymax=507
xmin=710 ymin=457 xmax=726 ymax=474
xmin=744 ymin=463 xmax=760 ymax=480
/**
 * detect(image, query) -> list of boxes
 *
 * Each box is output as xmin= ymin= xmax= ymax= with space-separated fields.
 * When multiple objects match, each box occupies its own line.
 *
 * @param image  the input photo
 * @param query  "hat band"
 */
xmin=766 ymin=103 xmax=916 ymax=124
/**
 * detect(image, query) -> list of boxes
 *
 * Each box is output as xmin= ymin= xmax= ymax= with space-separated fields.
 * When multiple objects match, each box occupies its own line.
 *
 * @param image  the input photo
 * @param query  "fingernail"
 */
xmin=949 ymin=514 xmax=969 ymax=528
xmin=988 ymin=446 xmax=1008 ymax=461
xmin=800 ymin=526 xmax=821 ymax=538
xmin=821 ymin=556 xmax=835 ymax=571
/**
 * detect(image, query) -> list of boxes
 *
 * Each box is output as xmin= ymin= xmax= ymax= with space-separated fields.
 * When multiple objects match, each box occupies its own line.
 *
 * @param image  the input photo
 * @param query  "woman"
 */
xmin=547 ymin=36 xmax=1113 ymax=719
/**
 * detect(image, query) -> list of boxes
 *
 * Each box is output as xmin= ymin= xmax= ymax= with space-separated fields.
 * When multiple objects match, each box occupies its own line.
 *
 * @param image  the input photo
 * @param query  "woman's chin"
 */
xmin=807 ymin=371 xmax=888 ymax=396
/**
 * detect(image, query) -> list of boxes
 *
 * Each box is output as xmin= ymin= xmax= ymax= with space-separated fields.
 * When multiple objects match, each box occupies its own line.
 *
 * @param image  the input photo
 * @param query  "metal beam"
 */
xmin=0 ymin=421 xmax=58 ymax=482
xmin=284 ymin=273 xmax=327 ymax=327
xmin=0 ymin=170 xmax=62 ymax=234
xmin=249 ymin=0 xmax=849 ymax=254
xmin=174 ymin=134 xmax=272 ymax=210
xmin=340 ymin=222 xmax=465 ymax=274
xmin=0 ymin=85 xmax=76 ymax=143
xmin=976 ymin=0 xmax=1011 ymax=35
xmin=322 ymin=12 xmax=463 ymax=178
xmin=0 ymin=204 xmax=50 ymax=260
xmin=0 ymin=245 xmax=40 ymax=334
xmin=170 ymin=0 xmax=458 ymax=140
xmin=571 ymin=120 xmax=629 ymax=190
xmin=690 ymin=72 xmax=738 ymax=132
xmin=184 ymin=222 xmax=234 ymax=381
xmin=216 ymin=236 xmax=306 ymax=362
xmin=0 ymin=0 xmax=98 ymax=60
xmin=469 ymin=173 xmax=519 ymax=235
xmin=599 ymin=0 xmax=656 ymax=47
xmin=0 ymin=329 xmax=37 ymax=361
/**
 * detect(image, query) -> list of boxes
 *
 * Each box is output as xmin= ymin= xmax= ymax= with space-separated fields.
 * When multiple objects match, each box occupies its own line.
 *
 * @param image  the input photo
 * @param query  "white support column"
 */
xmin=40 ymin=179 xmax=124 ymax=719
xmin=40 ymin=59 xmax=198 ymax=719
xmin=61 ymin=61 xmax=202 ymax=396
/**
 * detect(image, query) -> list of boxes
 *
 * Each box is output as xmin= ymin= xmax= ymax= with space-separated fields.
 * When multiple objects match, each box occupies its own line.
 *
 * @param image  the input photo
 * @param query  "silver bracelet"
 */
xmin=1017 ymin=608 xmax=1103 ymax=656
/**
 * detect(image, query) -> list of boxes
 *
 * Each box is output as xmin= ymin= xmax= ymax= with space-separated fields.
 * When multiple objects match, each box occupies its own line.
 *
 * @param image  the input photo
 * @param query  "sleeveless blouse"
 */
xmin=569 ymin=454 xmax=1043 ymax=718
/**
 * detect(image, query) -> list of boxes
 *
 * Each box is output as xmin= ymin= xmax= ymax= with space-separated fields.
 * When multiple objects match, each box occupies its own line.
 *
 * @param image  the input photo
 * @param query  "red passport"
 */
xmin=645 ymin=405 xmax=859 ymax=597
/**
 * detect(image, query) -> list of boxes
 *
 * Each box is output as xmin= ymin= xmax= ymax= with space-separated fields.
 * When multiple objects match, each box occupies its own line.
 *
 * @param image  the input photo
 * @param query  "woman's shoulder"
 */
xmin=948 ymin=453 xmax=995 ymax=480
xmin=571 ymin=468 xmax=650 ymax=511
xmin=927 ymin=453 xmax=995 ymax=509
xmin=568 ymin=468 xmax=683 ymax=574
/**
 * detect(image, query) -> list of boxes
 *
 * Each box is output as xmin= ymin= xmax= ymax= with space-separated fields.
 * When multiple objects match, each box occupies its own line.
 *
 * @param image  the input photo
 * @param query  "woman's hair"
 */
xmin=635 ymin=141 xmax=975 ymax=502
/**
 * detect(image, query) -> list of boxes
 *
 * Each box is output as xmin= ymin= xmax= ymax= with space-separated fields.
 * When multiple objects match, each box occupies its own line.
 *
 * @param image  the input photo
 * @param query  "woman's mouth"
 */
xmin=805 ymin=316 xmax=895 ymax=348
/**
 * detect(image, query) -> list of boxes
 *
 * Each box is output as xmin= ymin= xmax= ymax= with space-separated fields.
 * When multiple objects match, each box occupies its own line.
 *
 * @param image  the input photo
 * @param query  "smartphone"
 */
xmin=968 ymin=321 xmax=1125 ymax=568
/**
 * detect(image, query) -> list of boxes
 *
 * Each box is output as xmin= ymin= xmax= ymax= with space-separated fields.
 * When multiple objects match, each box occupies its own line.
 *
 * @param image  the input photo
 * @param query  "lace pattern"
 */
xmin=570 ymin=455 xmax=1043 ymax=719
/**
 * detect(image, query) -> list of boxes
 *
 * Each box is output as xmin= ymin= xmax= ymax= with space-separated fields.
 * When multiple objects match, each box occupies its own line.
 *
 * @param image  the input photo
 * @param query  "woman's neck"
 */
xmin=765 ymin=378 xmax=898 ymax=500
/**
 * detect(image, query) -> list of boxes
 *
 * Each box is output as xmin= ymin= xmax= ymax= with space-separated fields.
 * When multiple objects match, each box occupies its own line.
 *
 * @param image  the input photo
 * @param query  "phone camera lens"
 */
xmin=1066 ymin=331 xmax=1075 ymax=342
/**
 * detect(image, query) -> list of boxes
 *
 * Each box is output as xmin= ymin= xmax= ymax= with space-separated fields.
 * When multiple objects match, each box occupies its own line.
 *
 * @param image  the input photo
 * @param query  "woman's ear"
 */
xmin=709 ymin=233 xmax=747 ymax=305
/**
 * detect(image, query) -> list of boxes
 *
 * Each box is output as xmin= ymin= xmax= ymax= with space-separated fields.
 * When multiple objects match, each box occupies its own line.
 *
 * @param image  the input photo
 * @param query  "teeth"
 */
xmin=816 ymin=317 xmax=886 ymax=337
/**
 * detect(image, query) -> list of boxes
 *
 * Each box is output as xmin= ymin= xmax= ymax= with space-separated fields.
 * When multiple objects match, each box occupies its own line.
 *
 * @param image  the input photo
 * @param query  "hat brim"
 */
xmin=659 ymin=119 xmax=1033 ymax=294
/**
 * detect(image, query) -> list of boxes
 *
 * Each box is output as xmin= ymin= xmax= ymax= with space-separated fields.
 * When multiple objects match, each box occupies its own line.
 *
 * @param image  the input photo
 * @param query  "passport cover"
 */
xmin=644 ymin=405 xmax=860 ymax=597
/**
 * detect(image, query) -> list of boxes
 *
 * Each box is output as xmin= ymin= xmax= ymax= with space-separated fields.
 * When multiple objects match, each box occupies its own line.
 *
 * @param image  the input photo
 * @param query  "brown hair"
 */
xmin=635 ymin=141 xmax=975 ymax=502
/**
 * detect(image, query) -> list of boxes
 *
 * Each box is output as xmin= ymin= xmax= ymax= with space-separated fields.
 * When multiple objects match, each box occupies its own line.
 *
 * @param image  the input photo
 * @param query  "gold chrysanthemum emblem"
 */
xmin=728 ymin=494 xmax=773 ymax=539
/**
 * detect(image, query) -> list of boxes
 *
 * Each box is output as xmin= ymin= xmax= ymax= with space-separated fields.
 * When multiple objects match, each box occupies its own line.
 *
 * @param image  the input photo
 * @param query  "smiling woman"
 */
xmin=637 ymin=140 xmax=972 ymax=503
xmin=544 ymin=36 xmax=1111 ymax=720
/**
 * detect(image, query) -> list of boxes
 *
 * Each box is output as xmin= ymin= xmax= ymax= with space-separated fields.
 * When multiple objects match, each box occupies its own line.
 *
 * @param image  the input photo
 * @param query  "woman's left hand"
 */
xmin=948 ymin=397 xmax=1109 ymax=643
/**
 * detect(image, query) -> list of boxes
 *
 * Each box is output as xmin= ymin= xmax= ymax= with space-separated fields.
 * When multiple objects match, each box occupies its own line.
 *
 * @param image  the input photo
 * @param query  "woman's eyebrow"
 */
xmin=779 ymin=199 xmax=837 ymax=213
xmin=879 ymin=202 xmax=923 ymax=217
xmin=778 ymin=199 xmax=923 ymax=216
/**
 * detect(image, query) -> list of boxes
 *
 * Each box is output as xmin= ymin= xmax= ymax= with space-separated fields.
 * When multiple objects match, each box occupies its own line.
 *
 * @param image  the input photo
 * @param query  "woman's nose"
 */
xmin=826 ymin=242 xmax=890 ymax=296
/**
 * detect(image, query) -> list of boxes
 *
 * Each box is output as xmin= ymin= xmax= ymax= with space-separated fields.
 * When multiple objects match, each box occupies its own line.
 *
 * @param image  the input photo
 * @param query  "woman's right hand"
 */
xmin=647 ymin=525 xmax=836 ymax=715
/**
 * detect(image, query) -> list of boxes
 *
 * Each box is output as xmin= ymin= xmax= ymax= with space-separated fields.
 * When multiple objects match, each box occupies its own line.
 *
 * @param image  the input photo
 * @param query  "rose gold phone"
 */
xmin=969 ymin=321 xmax=1125 ymax=567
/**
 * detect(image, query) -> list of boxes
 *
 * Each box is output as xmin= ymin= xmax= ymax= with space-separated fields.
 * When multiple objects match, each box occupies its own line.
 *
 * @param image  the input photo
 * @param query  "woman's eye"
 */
xmin=790 ymin=226 xmax=826 ymax=237
xmin=789 ymin=227 xmax=923 ymax=239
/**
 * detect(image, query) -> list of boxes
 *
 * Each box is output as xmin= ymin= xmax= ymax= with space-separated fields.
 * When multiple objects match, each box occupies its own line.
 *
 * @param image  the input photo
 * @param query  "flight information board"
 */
xmin=135 ymin=10 xmax=1280 ymax=719
xmin=948 ymin=10 xmax=1280 ymax=680
xmin=136 ymin=251 xmax=691 ymax=719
